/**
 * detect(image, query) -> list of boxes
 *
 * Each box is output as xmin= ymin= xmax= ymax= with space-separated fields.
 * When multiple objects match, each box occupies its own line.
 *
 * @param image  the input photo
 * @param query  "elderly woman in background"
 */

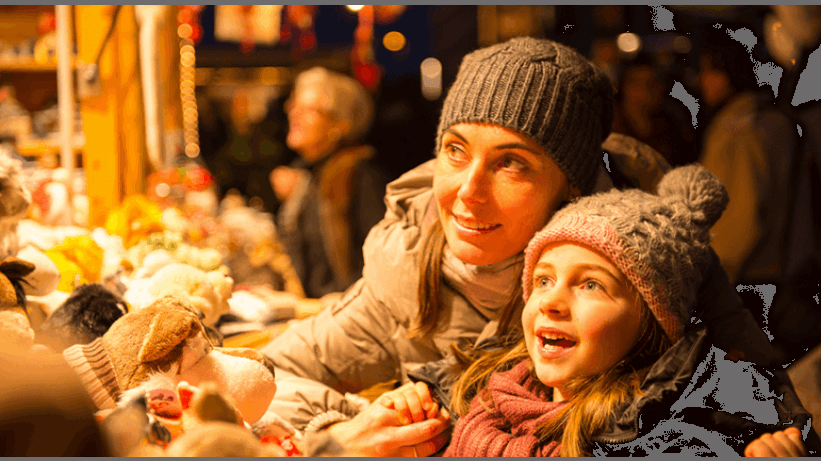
xmin=271 ymin=67 xmax=389 ymax=300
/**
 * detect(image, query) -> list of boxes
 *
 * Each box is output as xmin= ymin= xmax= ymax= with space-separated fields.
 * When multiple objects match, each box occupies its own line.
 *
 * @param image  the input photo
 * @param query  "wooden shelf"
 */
xmin=17 ymin=138 xmax=83 ymax=157
xmin=0 ymin=60 xmax=59 ymax=72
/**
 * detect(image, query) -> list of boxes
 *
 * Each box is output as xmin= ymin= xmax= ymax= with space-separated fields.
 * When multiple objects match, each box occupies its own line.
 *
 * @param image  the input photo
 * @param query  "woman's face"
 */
xmin=522 ymin=242 xmax=643 ymax=401
xmin=433 ymin=122 xmax=569 ymax=266
xmin=286 ymin=86 xmax=346 ymax=163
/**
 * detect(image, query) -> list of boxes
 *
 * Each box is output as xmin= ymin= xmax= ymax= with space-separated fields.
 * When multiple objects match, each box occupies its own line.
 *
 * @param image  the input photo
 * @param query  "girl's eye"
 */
xmin=534 ymin=275 xmax=553 ymax=289
xmin=581 ymin=280 xmax=605 ymax=292
xmin=499 ymin=155 xmax=528 ymax=172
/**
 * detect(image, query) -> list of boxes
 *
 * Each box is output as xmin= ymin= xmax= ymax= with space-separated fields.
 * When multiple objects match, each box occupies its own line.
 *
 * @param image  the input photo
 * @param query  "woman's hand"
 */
xmin=326 ymin=391 xmax=451 ymax=457
xmin=377 ymin=382 xmax=440 ymax=425
xmin=744 ymin=427 xmax=807 ymax=457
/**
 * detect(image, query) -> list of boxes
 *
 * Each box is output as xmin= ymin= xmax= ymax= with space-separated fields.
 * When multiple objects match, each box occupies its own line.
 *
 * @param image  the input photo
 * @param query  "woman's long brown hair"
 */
xmin=409 ymin=219 xmax=525 ymax=340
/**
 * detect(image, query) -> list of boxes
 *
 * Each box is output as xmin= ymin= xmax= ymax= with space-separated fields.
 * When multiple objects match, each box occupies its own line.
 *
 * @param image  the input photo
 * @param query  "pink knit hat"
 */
xmin=521 ymin=165 xmax=729 ymax=343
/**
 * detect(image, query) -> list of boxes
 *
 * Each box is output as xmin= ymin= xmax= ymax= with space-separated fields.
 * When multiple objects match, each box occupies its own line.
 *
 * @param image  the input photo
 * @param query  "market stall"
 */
xmin=0 ymin=6 xmax=329 ymax=456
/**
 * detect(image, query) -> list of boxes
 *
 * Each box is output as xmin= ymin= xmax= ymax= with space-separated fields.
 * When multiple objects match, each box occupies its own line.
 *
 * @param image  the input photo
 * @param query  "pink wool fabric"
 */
xmin=522 ymin=213 xmax=683 ymax=343
xmin=444 ymin=360 xmax=566 ymax=457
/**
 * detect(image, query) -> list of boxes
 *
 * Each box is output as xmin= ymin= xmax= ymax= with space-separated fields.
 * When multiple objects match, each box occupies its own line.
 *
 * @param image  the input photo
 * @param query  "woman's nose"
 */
xmin=457 ymin=163 xmax=489 ymax=203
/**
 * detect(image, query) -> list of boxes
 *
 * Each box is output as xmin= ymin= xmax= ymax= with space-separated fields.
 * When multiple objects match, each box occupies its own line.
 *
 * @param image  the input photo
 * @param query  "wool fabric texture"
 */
xmin=444 ymin=359 xmax=565 ymax=457
xmin=521 ymin=164 xmax=729 ymax=343
xmin=436 ymin=36 xmax=615 ymax=194
xmin=63 ymin=337 xmax=120 ymax=410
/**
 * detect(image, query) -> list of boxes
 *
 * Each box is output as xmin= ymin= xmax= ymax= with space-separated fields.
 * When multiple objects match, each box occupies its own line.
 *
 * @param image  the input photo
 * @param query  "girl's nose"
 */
xmin=540 ymin=286 xmax=571 ymax=318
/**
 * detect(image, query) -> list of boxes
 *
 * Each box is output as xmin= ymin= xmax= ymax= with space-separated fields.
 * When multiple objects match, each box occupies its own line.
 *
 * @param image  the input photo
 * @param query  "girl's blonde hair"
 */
xmin=450 ymin=290 xmax=673 ymax=457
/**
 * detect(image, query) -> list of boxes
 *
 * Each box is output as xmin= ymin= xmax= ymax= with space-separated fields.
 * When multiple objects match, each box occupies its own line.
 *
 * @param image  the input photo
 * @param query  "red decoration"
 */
xmin=284 ymin=5 xmax=317 ymax=60
xmin=239 ymin=5 xmax=255 ymax=54
xmin=36 ymin=11 xmax=57 ymax=36
xmin=374 ymin=5 xmax=407 ymax=25
xmin=177 ymin=5 xmax=204 ymax=45
xmin=260 ymin=434 xmax=301 ymax=456
xmin=351 ymin=5 xmax=381 ymax=91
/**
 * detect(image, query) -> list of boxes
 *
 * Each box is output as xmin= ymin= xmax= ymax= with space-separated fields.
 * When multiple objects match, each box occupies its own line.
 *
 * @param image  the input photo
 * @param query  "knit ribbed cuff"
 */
xmin=63 ymin=337 xmax=120 ymax=410
xmin=303 ymin=410 xmax=352 ymax=433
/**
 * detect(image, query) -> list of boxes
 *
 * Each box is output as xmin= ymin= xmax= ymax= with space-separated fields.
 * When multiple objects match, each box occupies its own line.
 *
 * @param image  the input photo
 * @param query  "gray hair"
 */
xmin=291 ymin=67 xmax=375 ymax=144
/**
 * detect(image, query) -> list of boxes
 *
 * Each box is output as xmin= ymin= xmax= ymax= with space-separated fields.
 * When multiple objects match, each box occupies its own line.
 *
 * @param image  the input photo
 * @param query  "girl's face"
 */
xmin=433 ymin=122 xmax=569 ymax=267
xmin=522 ymin=242 xmax=643 ymax=401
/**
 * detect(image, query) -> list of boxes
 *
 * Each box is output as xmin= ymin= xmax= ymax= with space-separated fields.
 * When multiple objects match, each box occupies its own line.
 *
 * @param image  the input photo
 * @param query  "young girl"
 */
xmin=432 ymin=164 xmax=815 ymax=456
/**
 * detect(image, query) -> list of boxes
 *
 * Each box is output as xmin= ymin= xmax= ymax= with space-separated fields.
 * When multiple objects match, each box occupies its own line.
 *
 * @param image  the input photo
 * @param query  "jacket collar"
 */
xmin=594 ymin=327 xmax=711 ymax=444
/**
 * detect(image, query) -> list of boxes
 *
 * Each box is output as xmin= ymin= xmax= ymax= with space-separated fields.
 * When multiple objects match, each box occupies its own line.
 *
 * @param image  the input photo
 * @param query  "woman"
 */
xmin=261 ymin=37 xmax=786 ymax=456
xmin=271 ymin=67 xmax=389 ymax=299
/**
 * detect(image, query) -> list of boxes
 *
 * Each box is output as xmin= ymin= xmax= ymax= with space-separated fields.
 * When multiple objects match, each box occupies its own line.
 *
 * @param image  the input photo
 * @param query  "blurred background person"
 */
xmin=203 ymin=88 xmax=293 ymax=215
xmin=698 ymin=7 xmax=821 ymax=366
xmin=612 ymin=52 xmax=698 ymax=166
xmin=270 ymin=67 xmax=389 ymax=299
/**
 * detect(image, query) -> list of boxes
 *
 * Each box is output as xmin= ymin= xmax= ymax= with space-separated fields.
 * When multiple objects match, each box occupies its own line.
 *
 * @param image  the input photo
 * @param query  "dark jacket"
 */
xmin=431 ymin=327 xmax=819 ymax=456
xmin=592 ymin=327 xmax=820 ymax=455
xmin=277 ymin=145 xmax=389 ymax=299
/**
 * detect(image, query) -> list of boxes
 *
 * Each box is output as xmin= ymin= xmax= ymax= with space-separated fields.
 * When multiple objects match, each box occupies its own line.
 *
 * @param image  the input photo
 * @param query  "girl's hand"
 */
xmin=744 ymin=427 xmax=807 ymax=457
xmin=377 ymin=382 xmax=439 ymax=425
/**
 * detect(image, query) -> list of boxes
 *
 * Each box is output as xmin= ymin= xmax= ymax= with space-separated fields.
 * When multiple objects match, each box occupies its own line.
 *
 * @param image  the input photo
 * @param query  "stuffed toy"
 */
xmin=45 ymin=235 xmax=104 ymax=293
xmin=0 ymin=152 xmax=32 ymax=261
xmin=123 ymin=263 xmax=232 ymax=327
xmin=164 ymin=421 xmax=287 ymax=457
xmin=0 ymin=257 xmax=37 ymax=353
xmin=103 ymin=195 xmax=165 ymax=249
xmin=62 ymin=295 xmax=276 ymax=424
xmin=35 ymin=283 xmax=128 ymax=352
xmin=123 ymin=230 xmax=223 ymax=275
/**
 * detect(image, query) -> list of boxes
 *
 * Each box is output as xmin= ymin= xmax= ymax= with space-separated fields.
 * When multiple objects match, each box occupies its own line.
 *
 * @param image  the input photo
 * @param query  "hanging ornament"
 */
xmin=374 ymin=5 xmax=407 ymax=25
xmin=239 ymin=5 xmax=255 ymax=54
xmin=352 ymin=5 xmax=381 ymax=91
xmin=177 ymin=5 xmax=204 ymax=45
xmin=285 ymin=5 xmax=317 ymax=60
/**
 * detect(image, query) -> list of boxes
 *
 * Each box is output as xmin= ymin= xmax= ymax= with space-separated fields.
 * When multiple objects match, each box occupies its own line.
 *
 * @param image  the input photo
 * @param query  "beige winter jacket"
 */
xmin=260 ymin=133 xmax=776 ymax=433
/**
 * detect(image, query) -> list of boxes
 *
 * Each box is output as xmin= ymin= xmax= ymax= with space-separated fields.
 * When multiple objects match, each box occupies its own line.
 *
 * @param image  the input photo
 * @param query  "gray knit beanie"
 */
xmin=521 ymin=164 xmax=729 ymax=343
xmin=436 ymin=36 xmax=614 ymax=194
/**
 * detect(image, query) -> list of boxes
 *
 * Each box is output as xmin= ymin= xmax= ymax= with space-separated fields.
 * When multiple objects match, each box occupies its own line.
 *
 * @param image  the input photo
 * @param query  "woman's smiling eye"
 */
xmin=499 ymin=155 xmax=528 ymax=172
xmin=442 ymin=143 xmax=468 ymax=162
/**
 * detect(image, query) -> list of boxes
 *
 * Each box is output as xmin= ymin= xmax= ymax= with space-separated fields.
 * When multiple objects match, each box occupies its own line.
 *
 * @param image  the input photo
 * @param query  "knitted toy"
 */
xmin=35 ymin=283 xmax=128 ymax=352
xmin=63 ymin=295 xmax=276 ymax=424
xmin=123 ymin=263 xmax=232 ymax=328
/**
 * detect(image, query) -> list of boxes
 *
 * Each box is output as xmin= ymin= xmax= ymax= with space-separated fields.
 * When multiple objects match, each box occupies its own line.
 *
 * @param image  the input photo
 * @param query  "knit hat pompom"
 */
xmin=656 ymin=164 xmax=729 ymax=229
xmin=521 ymin=165 xmax=728 ymax=343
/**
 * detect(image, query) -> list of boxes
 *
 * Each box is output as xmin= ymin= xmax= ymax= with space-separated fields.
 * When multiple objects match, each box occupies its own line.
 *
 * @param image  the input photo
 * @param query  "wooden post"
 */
xmin=75 ymin=5 xmax=147 ymax=227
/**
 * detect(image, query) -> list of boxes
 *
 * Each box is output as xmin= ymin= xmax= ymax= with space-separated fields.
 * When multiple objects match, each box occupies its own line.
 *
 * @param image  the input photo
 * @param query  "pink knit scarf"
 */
xmin=444 ymin=360 xmax=566 ymax=457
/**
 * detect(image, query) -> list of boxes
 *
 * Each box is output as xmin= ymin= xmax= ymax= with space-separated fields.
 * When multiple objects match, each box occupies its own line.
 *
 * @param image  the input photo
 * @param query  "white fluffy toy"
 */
xmin=124 ymin=263 xmax=233 ymax=327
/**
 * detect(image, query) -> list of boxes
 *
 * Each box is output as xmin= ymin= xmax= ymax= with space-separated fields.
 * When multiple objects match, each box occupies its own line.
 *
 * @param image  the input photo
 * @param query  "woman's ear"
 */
xmin=331 ymin=119 xmax=353 ymax=143
xmin=567 ymin=183 xmax=582 ymax=201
